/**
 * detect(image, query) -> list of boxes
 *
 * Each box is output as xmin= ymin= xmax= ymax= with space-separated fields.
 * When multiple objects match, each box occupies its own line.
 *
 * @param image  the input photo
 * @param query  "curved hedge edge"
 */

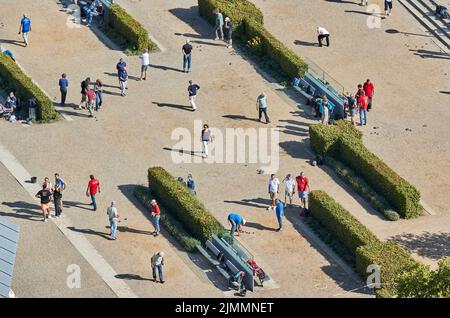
xmin=133 ymin=185 xmax=201 ymax=252
xmin=0 ymin=55 xmax=58 ymax=122
xmin=107 ymin=3 xmax=158 ymax=54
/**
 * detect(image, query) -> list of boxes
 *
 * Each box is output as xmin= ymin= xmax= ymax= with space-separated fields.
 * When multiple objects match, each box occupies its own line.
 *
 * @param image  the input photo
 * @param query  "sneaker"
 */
xmin=160 ymin=281 xmax=165 ymax=284
xmin=214 ymin=37 xmax=219 ymax=40
xmin=44 ymin=218 xmax=48 ymax=222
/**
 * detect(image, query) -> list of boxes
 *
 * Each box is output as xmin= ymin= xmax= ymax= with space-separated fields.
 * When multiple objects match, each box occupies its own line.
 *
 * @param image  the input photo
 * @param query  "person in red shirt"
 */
xmin=358 ymin=91 xmax=369 ymax=126
xmin=363 ymin=79 xmax=374 ymax=111
xmin=295 ymin=172 xmax=310 ymax=212
xmin=151 ymin=199 xmax=161 ymax=236
xmin=86 ymin=174 xmax=101 ymax=211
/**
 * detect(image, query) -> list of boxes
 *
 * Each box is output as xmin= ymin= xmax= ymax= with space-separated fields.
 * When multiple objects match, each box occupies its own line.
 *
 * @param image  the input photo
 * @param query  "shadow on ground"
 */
xmin=389 ymin=231 xmax=450 ymax=261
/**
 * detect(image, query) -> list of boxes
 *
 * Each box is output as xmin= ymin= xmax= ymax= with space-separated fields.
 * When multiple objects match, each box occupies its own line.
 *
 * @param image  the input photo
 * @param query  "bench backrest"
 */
xmin=304 ymin=72 xmax=344 ymax=107
xmin=205 ymin=240 xmax=221 ymax=257
xmin=225 ymin=260 xmax=239 ymax=275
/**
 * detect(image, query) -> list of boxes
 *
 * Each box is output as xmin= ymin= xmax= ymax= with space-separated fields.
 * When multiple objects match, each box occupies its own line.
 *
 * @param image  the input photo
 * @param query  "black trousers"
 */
xmin=318 ymin=34 xmax=330 ymax=47
xmin=60 ymin=89 xmax=67 ymax=105
xmin=259 ymin=108 xmax=270 ymax=123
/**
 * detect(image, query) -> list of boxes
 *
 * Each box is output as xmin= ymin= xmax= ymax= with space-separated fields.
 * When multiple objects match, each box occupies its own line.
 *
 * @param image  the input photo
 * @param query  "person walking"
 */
xmin=18 ymin=14 xmax=31 ymax=47
xmin=358 ymin=91 xmax=369 ymax=126
xmin=201 ymin=124 xmax=212 ymax=159
xmin=86 ymin=174 xmax=101 ymax=211
xmin=188 ymin=80 xmax=200 ymax=111
xmin=186 ymin=174 xmax=196 ymax=195
xmin=78 ymin=77 xmax=90 ymax=110
xmin=256 ymin=92 xmax=270 ymax=124
xmin=282 ymin=174 xmax=296 ymax=208
xmin=54 ymin=173 xmax=66 ymax=217
xmin=151 ymin=199 xmax=161 ymax=236
xmin=139 ymin=48 xmax=150 ymax=80
xmin=58 ymin=74 xmax=69 ymax=106
xmin=267 ymin=174 xmax=280 ymax=210
xmin=317 ymin=26 xmax=330 ymax=47
xmin=213 ymin=8 xmax=224 ymax=40
xmin=182 ymin=40 xmax=193 ymax=73
xmin=119 ymin=67 xmax=128 ymax=97
xmin=363 ymin=79 xmax=375 ymax=111
xmin=296 ymin=172 xmax=310 ymax=214
xmin=151 ymin=251 xmax=165 ymax=283
xmin=385 ymin=0 xmax=393 ymax=16
xmin=116 ymin=58 xmax=126 ymax=87
xmin=227 ymin=213 xmax=246 ymax=237
xmin=275 ymin=199 xmax=285 ymax=232
xmin=107 ymin=201 xmax=119 ymax=240
xmin=35 ymin=184 xmax=52 ymax=222
xmin=94 ymin=79 xmax=103 ymax=111
xmin=224 ymin=17 xmax=233 ymax=48
xmin=86 ymin=87 xmax=96 ymax=117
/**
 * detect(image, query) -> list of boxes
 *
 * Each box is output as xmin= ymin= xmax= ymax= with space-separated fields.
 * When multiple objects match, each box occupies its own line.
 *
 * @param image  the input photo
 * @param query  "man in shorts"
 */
xmin=267 ymin=174 xmax=280 ymax=210
xmin=139 ymin=48 xmax=150 ymax=81
xmin=282 ymin=174 xmax=296 ymax=208
xmin=296 ymin=172 xmax=310 ymax=213
xmin=36 ymin=184 xmax=53 ymax=222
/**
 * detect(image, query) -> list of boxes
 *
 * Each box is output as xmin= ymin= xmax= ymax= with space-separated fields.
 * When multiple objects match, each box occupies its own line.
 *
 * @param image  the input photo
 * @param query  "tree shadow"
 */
xmin=224 ymin=198 xmax=271 ymax=209
xmin=389 ymin=232 xmax=450 ymax=261
xmin=152 ymin=102 xmax=193 ymax=111
xmin=67 ymin=226 xmax=112 ymax=240
xmin=321 ymin=264 xmax=372 ymax=296
xmin=279 ymin=139 xmax=312 ymax=160
xmin=115 ymin=273 xmax=153 ymax=281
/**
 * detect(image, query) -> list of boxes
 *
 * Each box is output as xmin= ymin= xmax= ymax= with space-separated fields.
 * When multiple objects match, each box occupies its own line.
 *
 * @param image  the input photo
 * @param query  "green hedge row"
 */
xmin=0 ymin=55 xmax=58 ymax=122
xmin=309 ymin=121 xmax=421 ymax=219
xmin=356 ymin=242 xmax=419 ymax=298
xmin=309 ymin=190 xmax=380 ymax=259
xmin=134 ymin=185 xmax=201 ymax=252
xmin=107 ymin=3 xmax=157 ymax=53
xmin=197 ymin=0 xmax=308 ymax=78
xmin=148 ymin=167 xmax=226 ymax=242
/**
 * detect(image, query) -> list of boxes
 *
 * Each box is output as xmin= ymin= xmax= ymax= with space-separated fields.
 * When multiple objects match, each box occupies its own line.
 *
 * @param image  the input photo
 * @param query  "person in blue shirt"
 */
xmin=0 ymin=45 xmax=15 ymax=62
xmin=275 ymin=199 xmax=285 ymax=232
xmin=186 ymin=174 xmax=196 ymax=195
xmin=59 ymin=73 xmax=69 ymax=105
xmin=18 ymin=13 xmax=31 ymax=47
xmin=227 ymin=213 xmax=246 ymax=238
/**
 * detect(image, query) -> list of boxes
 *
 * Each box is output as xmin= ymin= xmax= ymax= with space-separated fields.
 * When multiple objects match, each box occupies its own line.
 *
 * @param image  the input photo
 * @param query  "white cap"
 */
xmin=159 ymin=252 xmax=165 ymax=257
xmin=242 ymin=218 xmax=246 ymax=225
xmin=225 ymin=17 xmax=230 ymax=21
xmin=186 ymin=39 xmax=190 ymax=44
xmin=151 ymin=199 xmax=156 ymax=204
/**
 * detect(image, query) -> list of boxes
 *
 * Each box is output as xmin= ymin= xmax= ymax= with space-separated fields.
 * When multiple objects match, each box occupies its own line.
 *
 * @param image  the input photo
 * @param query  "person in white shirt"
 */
xmin=317 ymin=26 xmax=330 ymax=47
xmin=267 ymin=174 xmax=280 ymax=210
xmin=282 ymin=174 xmax=296 ymax=208
xmin=139 ymin=48 xmax=150 ymax=80
xmin=107 ymin=201 xmax=120 ymax=240
xmin=151 ymin=251 xmax=165 ymax=283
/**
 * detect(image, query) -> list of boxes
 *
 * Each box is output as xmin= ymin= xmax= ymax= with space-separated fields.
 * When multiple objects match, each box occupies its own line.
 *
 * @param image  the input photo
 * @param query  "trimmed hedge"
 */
xmin=148 ymin=167 xmax=226 ymax=242
xmin=107 ymin=3 xmax=157 ymax=53
xmin=134 ymin=185 xmax=200 ymax=252
xmin=309 ymin=121 xmax=421 ymax=219
xmin=309 ymin=190 xmax=380 ymax=258
xmin=197 ymin=0 xmax=308 ymax=78
xmin=0 ymin=55 xmax=57 ymax=121
xmin=356 ymin=242 xmax=419 ymax=298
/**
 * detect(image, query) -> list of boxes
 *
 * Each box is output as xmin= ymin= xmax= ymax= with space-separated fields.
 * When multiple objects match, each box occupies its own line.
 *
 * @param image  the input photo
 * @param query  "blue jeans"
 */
xmin=152 ymin=215 xmax=160 ymax=233
xmin=110 ymin=218 xmax=118 ymax=239
xmin=360 ymin=109 xmax=367 ymax=125
xmin=95 ymin=91 xmax=103 ymax=110
xmin=152 ymin=264 xmax=164 ymax=282
xmin=228 ymin=217 xmax=237 ymax=237
xmin=276 ymin=214 xmax=282 ymax=229
xmin=90 ymin=194 xmax=97 ymax=210
xmin=183 ymin=55 xmax=191 ymax=71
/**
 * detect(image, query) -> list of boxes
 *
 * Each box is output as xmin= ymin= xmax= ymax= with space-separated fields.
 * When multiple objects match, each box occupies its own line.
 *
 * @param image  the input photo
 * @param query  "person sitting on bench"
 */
xmin=4 ymin=92 xmax=17 ymax=110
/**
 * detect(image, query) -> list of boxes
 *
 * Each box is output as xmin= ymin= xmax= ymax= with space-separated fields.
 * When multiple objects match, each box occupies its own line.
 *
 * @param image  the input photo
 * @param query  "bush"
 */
xmin=0 ymin=55 xmax=57 ymax=122
xmin=308 ymin=122 xmax=421 ymax=219
xmin=147 ymin=167 xmax=226 ymax=242
xmin=356 ymin=242 xmax=419 ymax=297
xmin=197 ymin=0 xmax=307 ymax=79
xmin=107 ymin=3 xmax=157 ymax=53
xmin=309 ymin=190 xmax=380 ymax=258
xmin=134 ymin=185 xmax=201 ymax=252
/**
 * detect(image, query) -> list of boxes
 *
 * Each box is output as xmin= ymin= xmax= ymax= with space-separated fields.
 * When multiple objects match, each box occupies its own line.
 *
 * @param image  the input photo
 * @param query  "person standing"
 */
xmin=86 ymin=175 xmax=101 ymax=211
xmin=58 ymin=74 xmax=69 ymax=106
xmin=139 ymin=48 xmax=150 ymax=81
xmin=227 ymin=213 xmax=246 ymax=237
xmin=296 ymin=172 xmax=310 ymax=213
xmin=151 ymin=199 xmax=161 ymax=236
xmin=182 ymin=40 xmax=193 ymax=73
xmin=35 ymin=184 xmax=52 ymax=222
xmin=78 ymin=77 xmax=90 ymax=110
xmin=267 ymin=174 xmax=280 ymax=210
xmin=224 ymin=17 xmax=233 ymax=48
xmin=385 ymin=0 xmax=393 ymax=16
xmin=275 ymin=199 xmax=285 ymax=232
xmin=188 ymin=80 xmax=200 ymax=111
xmin=256 ymin=92 xmax=270 ymax=124
xmin=201 ymin=124 xmax=212 ymax=159
xmin=94 ymin=79 xmax=103 ymax=111
xmin=86 ymin=87 xmax=96 ymax=117
xmin=151 ymin=252 xmax=165 ymax=283
xmin=213 ymin=9 xmax=224 ymax=40
xmin=363 ymin=79 xmax=375 ymax=111
xmin=321 ymin=95 xmax=330 ymax=125
xmin=360 ymin=0 xmax=368 ymax=6
xmin=54 ymin=173 xmax=66 ymax=217
xmin=317 ymin=26 xmax=330 ymax=47
xmin=282 ymin=174 xmax=296 ymax=208
xmin=116 ymin=58 xmax=126 ymax=87
xmin=186 ymin=174 xmax=196 ymax=195
xmin=358 ymin=91 xmax=369 ymax=126
xmin=345 ymin=92 xmax=358 ymax=126
xmin=18 ymin=14 xmax=31 ymax=47
xmin=107 ymin=201 xmax=119 ymax=240
xmin=119 ymin=67 xmax=128 ymax=97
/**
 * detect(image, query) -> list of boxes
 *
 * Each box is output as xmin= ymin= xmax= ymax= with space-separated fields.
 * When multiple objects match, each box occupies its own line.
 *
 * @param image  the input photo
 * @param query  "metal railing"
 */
xmin=302 ymin=55 xmax=345 ymax=95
